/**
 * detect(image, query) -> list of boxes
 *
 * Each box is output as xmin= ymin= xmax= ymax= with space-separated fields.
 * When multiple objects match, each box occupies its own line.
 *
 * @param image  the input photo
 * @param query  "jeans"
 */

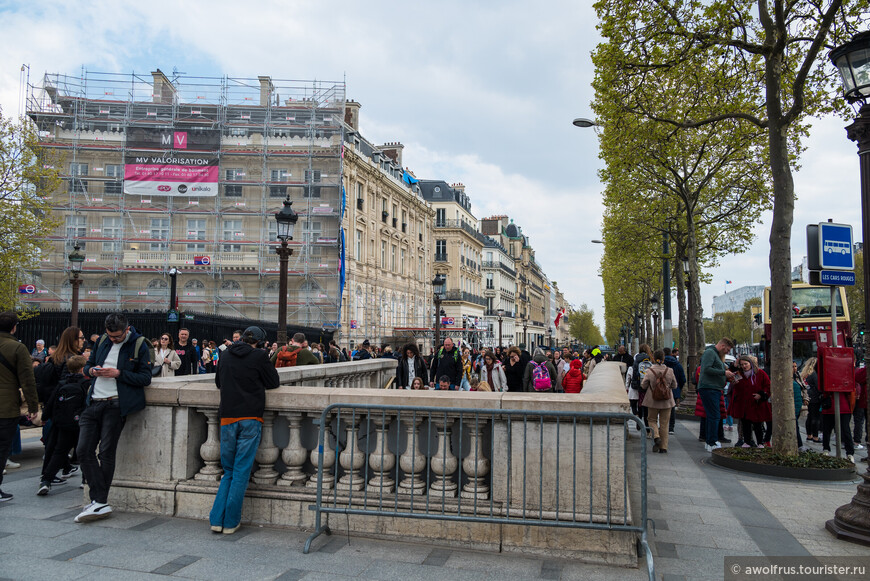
xmin=42 ymin=426 xmax=79 ymax=483
xmin=741 ymin=419 xmax=763 ymax=445
xmin=853 ymin=407 xmax=866 ymax=444
xmin=0 ymin=416 xmax=19 ymax=489
xmin=822 ymin=413 xmax=855 ymax=455
xmin=795 ymin=418 xmax=803 ymax=448
xmin=698 ymin=389 xmax=721 ymax=446
xmin=210 ymin=419 xmax=262 ymax=530
xmin=76 ymin=400 xmax=126 ymax=504
xmin=806 ymin=405 xmax=821 ymax=439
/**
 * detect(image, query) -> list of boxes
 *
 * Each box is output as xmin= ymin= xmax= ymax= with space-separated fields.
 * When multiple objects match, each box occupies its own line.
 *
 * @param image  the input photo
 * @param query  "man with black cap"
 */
xmin=209 ymin=326 xmax=279 ymax=535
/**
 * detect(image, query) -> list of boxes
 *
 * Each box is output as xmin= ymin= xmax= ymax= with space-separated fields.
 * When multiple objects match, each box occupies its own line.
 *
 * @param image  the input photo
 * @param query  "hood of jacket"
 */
xmin=533 ymin=353 xmax=548 ymax=364
xmin=227 ymin=342 xmax=258 ymax=358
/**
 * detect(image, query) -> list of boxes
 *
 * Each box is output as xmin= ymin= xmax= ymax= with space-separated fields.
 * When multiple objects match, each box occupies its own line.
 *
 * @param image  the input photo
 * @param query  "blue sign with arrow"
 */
xmin=818 ymin=222 xmax=854 ymax=271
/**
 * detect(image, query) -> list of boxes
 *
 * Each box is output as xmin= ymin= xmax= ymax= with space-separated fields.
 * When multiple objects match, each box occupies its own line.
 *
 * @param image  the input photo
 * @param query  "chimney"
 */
xmin=151 ymin=69 xmax=176 ymax=105
xmin=258 ymin=76 xmax=274 ymax=107
xmin=379 ymin=142 xmax=404 ymax=166
xmin=345 ymin=100 xmax=361 ymax=131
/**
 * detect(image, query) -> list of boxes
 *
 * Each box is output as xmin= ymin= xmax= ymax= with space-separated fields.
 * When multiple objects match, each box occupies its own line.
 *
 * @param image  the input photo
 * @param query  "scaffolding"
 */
xmin=25 ymin=69 xmax=345 ymax=329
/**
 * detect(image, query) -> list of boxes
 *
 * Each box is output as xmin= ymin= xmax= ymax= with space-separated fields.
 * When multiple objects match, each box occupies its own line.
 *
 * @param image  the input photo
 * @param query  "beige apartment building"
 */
xmin=418 ymin=181 xmax=487 ymax=349
xmin=341 ymin=102 xmax=435 ymax=350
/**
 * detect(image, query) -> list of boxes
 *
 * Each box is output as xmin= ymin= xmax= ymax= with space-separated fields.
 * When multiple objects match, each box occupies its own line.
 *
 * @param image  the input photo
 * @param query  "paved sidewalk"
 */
xmin=1 ymin=420 xmax=866 ymax=581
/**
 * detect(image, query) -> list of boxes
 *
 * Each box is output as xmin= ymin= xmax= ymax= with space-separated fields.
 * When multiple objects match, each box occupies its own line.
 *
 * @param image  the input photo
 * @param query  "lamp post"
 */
xmin=522 ymin=318 xmax=528 ymax=347
xmin=275 ymin=198 xmax=298 ymax=346
xmin=548 ymin=326 xmax=553 ymax=349
xmin=68 ymin=245 xmax=85 ymax=328
xmin=432 ymin=274 xmax=446 ymax=350
xmin=497 ymin=308 xmax=504 ymax=348
xmin=650 ymin=294 xmax=660 ymax=351
xmin=826 ymin=30 xmax=870 ymax=547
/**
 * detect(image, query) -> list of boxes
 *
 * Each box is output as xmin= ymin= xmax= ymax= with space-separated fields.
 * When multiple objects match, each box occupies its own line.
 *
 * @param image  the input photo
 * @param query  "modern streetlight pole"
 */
xmin=275 ymin=198 xmax=299 ymax=346
xmin=826 ymin=30 xmax=870 ymax=547
xmin=432 ymin=274 xmax=445 ymax=350
xmin=497 ymin=308 xmax=504 ymax=348
xmin=68 ymin=245 xmax=85 ymax=328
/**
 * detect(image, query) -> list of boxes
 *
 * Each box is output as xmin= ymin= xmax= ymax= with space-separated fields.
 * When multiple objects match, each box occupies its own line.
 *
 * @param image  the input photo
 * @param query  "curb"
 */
xmin=710 ymin=451 xmax=857 ymax=481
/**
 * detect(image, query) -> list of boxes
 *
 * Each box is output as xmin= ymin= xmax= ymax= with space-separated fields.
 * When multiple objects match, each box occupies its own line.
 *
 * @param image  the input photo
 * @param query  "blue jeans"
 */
xmin=209 ymin=419 xmax=262 ymax=529
xmin=699 ymin=388 xmax=721 ymax=446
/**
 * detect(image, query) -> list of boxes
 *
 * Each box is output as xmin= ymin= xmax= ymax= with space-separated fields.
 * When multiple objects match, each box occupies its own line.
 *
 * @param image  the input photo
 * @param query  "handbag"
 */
xmin=151 ymin=363 xmax=163 ymax=377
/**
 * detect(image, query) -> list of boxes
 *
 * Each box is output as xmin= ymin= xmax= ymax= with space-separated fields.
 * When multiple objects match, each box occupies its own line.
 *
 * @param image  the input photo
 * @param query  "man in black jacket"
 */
xmin=429 ymin=337 xmax=462 ymax=389
xmin=76 ymin=313 xmax=152 ymax=523
xmin=396 ymin=343 xmax=428 ymax=389
xmin=209 ymin=326 xmax=279 ymax=535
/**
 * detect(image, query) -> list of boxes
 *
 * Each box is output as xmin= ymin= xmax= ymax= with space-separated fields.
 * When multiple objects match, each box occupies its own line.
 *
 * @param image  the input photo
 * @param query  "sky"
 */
xmin=0 ymin=0 xmax=863 ymax=338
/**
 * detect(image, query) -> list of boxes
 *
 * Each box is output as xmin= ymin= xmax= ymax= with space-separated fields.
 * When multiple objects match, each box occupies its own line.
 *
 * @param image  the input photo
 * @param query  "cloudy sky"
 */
xmin=0 ymin=1 xmax=862 ymax=335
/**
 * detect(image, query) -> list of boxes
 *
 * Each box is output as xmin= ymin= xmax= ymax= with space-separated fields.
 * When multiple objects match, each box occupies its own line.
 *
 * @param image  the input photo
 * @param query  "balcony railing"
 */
xmin=444 ymin=290 xmax=487 ymax=306
xmin=434 ymin=219 xmax=491 ymax=247
xmin=484 ymin=309 xmax=515 ymax=318
xmin=434 ymin=253 xmax=448 ymax=262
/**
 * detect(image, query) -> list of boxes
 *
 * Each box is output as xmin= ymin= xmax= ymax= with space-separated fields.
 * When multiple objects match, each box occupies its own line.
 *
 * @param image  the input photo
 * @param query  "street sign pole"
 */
xmin=831 ymin=285 xmax=842 ymax=458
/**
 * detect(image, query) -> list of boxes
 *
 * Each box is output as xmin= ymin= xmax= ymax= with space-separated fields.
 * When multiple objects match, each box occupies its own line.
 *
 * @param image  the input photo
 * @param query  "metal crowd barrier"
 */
xmin=303 ymin=403 xmax=653 ymax=580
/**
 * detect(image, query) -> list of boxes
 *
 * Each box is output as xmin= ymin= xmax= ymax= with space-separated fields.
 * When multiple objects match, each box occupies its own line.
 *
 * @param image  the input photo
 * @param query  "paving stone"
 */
xmin=443 ymin=551 xmax=544 ymax=577
xmin=423 ymin=548 xmax=452 ymax=566
xmin=50 ymin=542 xmax=102 ymax=561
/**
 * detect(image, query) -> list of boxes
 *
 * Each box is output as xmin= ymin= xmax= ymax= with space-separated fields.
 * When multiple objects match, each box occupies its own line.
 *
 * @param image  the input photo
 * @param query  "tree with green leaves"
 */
xmin=845 ymin=249 xmax=864 ymax=327
xmin=0 ymin=110 xmax=62 ymax=315
xmin=591 ymin=0 xmax=868 ymax=455
xmin=568 ymin=304 xmax=605 ymax=347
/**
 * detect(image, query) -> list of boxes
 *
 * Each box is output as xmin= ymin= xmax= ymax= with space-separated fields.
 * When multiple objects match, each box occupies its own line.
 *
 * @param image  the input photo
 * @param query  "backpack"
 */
xmin=34 ymin=360 xmax=61 ymax=403
xmin=532 ymin=361 xmax=552 ymax=391
xmin=636 ymin=359 xmax=653 ymax=390
xmin=275 ymin=346 xmax=300 ymax=368
xmin=52 ymin=381 xmax=86 ymax=428
xmin=649 ymin=368 xmax=671 ymax=401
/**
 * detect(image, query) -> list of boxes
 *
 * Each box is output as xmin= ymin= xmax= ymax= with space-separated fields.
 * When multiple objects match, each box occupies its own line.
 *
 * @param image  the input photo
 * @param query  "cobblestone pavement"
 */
xmin=1 ymin=419 xmax=866 ymax=580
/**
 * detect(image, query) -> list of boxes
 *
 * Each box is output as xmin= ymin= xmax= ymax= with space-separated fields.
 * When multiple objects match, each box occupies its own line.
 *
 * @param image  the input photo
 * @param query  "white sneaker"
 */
xmin=847 ymin=455 xmax=855 ymax=463
xmin=822 ymin=450 xmax=830 ymax=456
xmin=713 ymin=442 xmax=722 ymax=450
xmin=5 ymin=460 xmax=20 ymax=469
xmin=704 ymin=444 xmax=714 ymax=452
xmin=855 ymin=444 xmax=864 ymax=450
xmin=74 ymin=501 xmax=112 ymax=523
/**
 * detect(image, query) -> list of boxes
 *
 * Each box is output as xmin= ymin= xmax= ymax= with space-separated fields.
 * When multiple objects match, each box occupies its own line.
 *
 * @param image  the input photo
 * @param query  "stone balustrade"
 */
xmin=107 ymin=361 xmax=638 ymax=565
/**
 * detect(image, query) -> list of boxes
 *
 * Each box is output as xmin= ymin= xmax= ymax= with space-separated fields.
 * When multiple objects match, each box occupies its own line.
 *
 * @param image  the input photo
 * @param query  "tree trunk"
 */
xmin=675 ymin=257 xmax=688 ymax=358
xmin=766 ymin=52 xmax=797 ymax=456
xmin=685 ymin=209 xmax=705 ymax=380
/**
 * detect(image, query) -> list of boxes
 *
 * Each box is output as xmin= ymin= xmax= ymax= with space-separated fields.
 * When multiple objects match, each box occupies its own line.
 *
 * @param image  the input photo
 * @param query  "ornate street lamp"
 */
xmin=68 ymin=245 xmax=85 ymax=328
xmin=826 ymin=30 xmax=870 ymax=547
xmin=167 ymin=267 xmax=179 ymax=329
xmin=497 ymin=308 xmax=504 ymax=348
xmin=275 ymin=198 xmax=298 ymax=346
xmin=548 ymin=325 xmax=553 ymax=349
xmin=650 ymin=294 xmax=660 ymax=351
xmin=522 ymin=318 xmax=528 ymax=348
xmin=432 ymin=274 xmax=446 ymax=350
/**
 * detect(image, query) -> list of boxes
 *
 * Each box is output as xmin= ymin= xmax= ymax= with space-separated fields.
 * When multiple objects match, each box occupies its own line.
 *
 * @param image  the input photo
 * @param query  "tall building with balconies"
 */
xmin=341 ymin=102 xmax=435 ymax=351
xmin=480 ymin=235 xmax=517 ymax=348
xmin=418 ymin=180 xmax=486 ymax=348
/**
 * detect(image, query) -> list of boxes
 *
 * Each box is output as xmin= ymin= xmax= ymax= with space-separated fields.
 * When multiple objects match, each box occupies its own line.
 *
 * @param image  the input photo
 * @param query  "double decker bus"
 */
xmin=760 ymin=283 xmax=851 ymax=368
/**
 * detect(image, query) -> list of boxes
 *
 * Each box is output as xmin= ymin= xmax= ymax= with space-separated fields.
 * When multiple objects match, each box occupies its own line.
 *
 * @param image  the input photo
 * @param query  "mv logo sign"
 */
xmin=160 ymin=132 xmax=188 ymax=149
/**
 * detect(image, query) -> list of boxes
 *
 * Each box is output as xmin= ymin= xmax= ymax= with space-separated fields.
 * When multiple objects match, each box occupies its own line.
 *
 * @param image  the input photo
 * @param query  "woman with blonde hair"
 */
xmin=802 ymin=357 xmax=821 ymax=442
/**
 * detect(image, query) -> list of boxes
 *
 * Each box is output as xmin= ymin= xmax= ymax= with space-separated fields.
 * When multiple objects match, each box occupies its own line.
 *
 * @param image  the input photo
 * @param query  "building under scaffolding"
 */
xmin=24 ymin=69 xmax=345 ymax=329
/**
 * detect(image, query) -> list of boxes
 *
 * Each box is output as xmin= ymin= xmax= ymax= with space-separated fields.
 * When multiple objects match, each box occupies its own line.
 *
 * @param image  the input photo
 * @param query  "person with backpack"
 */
xmin=38 ymin=355 xmax=90 ymax=496
xmin=272 ymin=333 xmax=320 ymax=368
xmin=523 ymin=348 xmax=558 ymax=393
xmin=631 ymin=344 xmax=655 ymax=430
xmin=75 ymin=312 xmax=152 ymax=523
xmin=429 ymin=337 xmax=463 ymax=389
xmin=641 ymin=350 xmax=677 ymax=453
xmin=663 ymin=347 xmax=686 ymax=435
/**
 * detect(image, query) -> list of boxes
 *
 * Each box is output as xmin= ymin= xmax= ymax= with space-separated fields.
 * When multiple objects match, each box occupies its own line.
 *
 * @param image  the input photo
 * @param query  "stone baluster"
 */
xmin=278 ymin=412 xmax=308 ymax=487
xmin=397 ymin=414 xmax=427 ymax=495
xmin=336 ymin=412 xmax=366 ymax=491
xmin=251 ymin=411 xmax=279 ymax=485
xmin=307 ymin=413 xmax=337 ymax=490
xmin=429 ymin=414 xmax=458 ymax=496
xmin=194 ymin=408 xmax=223 ymax=481
xmin=367 ymin=412 xmax=396 ymax=493
xmin=460 ymin=416 xmax=490 ymax=500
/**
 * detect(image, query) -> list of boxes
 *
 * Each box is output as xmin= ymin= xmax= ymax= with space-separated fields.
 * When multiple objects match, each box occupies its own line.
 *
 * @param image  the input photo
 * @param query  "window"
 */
xmin=391 ymin=244 xmax=396 ymax=272
xmin=224 ymin=168 xmax=243 ymax=197
xmin=486 ymin=273 xmax=494 ymax=289
xmin=102 ymin=217 xmax=123 ymax=252
xmin=269 ymin=185 xmax=287 ymax=198
xmin=270 ymin=169 xmax=289 ymax=197
xmin=304 ymin=169 xmax=321 ymax=198
xmin=223 ymin=219 xmax=242 ymax=252
xmin=70 ymin=162 xmax=88 ymax=193
xmin=150 ymin=218 xmax=169 ymax=250
xmin=105 ymin=164 xmax=123 ymax=195
xmin=220 ymin=280 xmax=242 ymax=291
xmin=184 ymin=279 xmax=205 ymax=292
xmin=381 ymin=240 xmax=386 ymax=269
xmin=355 ymin=182 xmax=363 ymax=200
xmin=435 ymin=239 xmax=447 ymax=261
xmin=267 ymin=220 xmax=278 ymax=242
xmin=435 ymin=208 xmax=446 ymax=227
xmin=355 ymin=230 xmax=362 ymax=261
xmin=186 ymin=219 xmax=206 ymax=251
xmin=147 ymin=279 xmax=168 ymax=289
xmin=66 ymin=215 xmax=87 ymax=245
xmin=302 ymin=219 xmax=322 ymax=256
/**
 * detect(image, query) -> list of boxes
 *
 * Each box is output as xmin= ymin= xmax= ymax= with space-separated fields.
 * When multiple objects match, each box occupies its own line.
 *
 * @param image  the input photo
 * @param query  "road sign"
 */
xmin=441 ymin=317 xmax=454 ymax=326
xmin=811 ymin=270 xmax=856 ymax=286
xmin=818 ymin=222 xmax=854 ymax=271
xmin=167 ymin=309 xmax=179 ymax=323
xmin=17 ymin=284 xmax=35 ymax=294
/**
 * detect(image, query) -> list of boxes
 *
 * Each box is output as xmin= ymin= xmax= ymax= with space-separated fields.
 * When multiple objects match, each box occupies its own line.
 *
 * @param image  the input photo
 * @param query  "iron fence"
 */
xmin=304 ymin=404 xmax=653 ymax=580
